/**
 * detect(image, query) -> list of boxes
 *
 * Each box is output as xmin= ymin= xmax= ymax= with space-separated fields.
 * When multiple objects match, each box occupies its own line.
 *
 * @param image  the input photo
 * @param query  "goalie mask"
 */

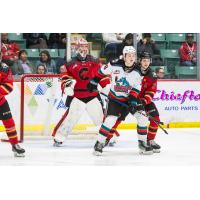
xmin=76 ymin=38 xmax=89 ymax=61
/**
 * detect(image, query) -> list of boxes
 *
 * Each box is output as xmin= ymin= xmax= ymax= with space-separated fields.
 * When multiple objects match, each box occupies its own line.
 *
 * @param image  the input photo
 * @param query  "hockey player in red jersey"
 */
xmin=138 ymin=52 xmax=161 ymax=152
xmin=0 ymin=53 xmax=25 ymax=157
xmin=52 ymin=38 xmax=110 ymax=146
xmin=106 ymin=51 xmax=161 ymax=153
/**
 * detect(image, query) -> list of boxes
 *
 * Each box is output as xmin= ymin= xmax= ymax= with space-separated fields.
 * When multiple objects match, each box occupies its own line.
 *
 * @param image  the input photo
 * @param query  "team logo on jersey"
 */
xmin=79 ymin=68 xmax=89 ymax=80
xmin=114 ymin=77 xmax=132 ymax=93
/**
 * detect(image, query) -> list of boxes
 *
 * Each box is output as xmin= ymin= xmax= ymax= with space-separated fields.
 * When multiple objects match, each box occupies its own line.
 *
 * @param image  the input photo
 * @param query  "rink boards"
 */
xmin=1 ymin=80 xmax=200 ymax=135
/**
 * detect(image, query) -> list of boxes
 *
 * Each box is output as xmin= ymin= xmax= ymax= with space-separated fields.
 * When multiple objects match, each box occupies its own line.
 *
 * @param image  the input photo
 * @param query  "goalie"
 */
xmin=52 ymin=38 xmax=110 ymax=146
xmin=0 ymin=53 xmax=25 ymax=157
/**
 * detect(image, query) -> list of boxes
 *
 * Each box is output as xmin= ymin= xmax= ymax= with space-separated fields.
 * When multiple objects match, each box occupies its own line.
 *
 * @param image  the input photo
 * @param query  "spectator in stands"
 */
xmin=23 ymin=33 xmax=48 ymax=49
xmin=155 ymin=67 xmax=165 ymax=79
xmin=1 ymin=33 xmax=20 ymax=66
xmin=56 ymin=56 xmax=66 ymax=74
xmin=36 ymin=50 xmax=57 ymax=74
xmin=36 ymin=64 xmax=46 ymax=74
xmin=12 ymin=50 xmax=35 ymax=75
xmin=179 ymin=33 xmax=197 ymax=66
xmin=137 ymin=33 xmax=162 ymax=66
xmin=117 ymin=33 xmax=133 ymax=58
xmin=48 ymin=33 xmax=66 ymax=49
xmin=59 ymin=65 xmax=67 ymax=74
xmin=102 ymin=33 xmax=126 ymax=62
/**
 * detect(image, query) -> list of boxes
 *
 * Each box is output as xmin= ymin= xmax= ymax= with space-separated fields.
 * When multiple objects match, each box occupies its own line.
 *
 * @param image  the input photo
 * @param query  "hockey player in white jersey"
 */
xmin=87 ymin=46 xmax=153 ymax=155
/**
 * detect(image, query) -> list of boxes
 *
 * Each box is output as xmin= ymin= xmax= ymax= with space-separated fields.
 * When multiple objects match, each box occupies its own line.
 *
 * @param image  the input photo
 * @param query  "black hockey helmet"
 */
xmin=139 ymin=51 xmax=152 ymax=73
xmin=139 ymin=51 xmax=152 ymax=60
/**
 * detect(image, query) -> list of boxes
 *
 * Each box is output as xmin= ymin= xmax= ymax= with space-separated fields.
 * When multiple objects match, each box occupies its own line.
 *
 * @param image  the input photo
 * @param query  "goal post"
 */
xmin=17 ymin=74 xmax=99 ymax=142
xmin=20 ymin=74 xmax=61 ymax=142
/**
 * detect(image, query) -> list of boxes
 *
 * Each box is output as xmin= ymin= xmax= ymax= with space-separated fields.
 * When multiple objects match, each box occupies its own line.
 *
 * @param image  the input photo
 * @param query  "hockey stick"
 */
xmin=137 ymin=110 xmax=164 ymax=125
xmin=100 ymin=92 xmax=168 ymax=134
xmin=137 ymin=111 xmax=168 ymax=135
xmin=100 ymin=92 xmax=159 ymax=120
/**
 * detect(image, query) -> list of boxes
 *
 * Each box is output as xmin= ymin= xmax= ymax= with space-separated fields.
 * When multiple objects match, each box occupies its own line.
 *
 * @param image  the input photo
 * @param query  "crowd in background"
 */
xmin=0 ymin=33 xmax=197 ymax=80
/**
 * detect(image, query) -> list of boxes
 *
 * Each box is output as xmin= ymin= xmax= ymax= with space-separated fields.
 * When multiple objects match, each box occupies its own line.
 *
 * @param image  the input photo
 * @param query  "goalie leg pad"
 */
xmin=86 ymin=97 xmax=104 ymax=126
xmin=53 ymin=98 xmax=86 ymax=142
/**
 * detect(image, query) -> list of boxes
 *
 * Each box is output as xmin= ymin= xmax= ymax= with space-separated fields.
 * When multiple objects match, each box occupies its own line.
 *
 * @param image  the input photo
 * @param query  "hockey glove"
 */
xmin=135 ymin=99 xmax=145 ymax=112
xmin=129 ymin=98 xmax=145 ymax=114
xmin=87 ymin=77 xmax=101 ymax=92
xmin=0 ymin=63 xmax=9 ymax=74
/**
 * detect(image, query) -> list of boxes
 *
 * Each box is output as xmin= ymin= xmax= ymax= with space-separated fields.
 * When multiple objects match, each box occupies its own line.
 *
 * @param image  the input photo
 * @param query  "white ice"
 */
xmin=0 ymin=128 xmax=200 ymax=166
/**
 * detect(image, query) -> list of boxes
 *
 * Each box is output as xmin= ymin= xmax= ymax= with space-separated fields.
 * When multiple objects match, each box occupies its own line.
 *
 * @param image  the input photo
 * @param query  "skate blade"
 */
xmin=153 ymin=149 xmax=161 ymax=153
xmin=93 ymin=151 xmax=102 ymax=156
xmin=139 ymin=150 xmax=153 ymax=155
xmin=14 ymin=152 xmax=25 ymax=157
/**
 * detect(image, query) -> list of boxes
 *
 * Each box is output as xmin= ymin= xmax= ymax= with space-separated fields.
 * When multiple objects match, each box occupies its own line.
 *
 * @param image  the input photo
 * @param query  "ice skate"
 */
xmin=93 ymin=141 xmax=104 ymax=156
xmin=138 ymin=140 xmax=153 ymax=155
xmin=12 ymin=144 xmax=25 ymax=157
xmin=147 ymin=140 xmax=161 ymax=153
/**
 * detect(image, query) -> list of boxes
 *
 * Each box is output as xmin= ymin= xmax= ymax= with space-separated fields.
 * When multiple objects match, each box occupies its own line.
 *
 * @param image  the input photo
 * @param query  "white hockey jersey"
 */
xmin=97 ymin=60 xmax=142 ymax=102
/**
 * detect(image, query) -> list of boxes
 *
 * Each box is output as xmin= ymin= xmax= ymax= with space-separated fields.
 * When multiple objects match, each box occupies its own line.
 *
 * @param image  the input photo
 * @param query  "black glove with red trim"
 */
xmin=87 ymin=77 xmax=101 ymax=92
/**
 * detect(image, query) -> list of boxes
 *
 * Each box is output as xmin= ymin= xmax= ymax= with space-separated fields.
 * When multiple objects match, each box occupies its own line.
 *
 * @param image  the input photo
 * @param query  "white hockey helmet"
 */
xmin=123 ymin=46 xmax=136 ymax=55
xmin=76 ymin=38 xmax=89 ymax=60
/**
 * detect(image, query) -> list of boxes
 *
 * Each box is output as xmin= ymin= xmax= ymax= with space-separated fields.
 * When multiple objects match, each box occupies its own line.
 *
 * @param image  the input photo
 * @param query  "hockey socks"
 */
xmin=2 ymin=118 xmax=18 ymax=145
xmin=147 ymin=116 xmax=160 ymax=141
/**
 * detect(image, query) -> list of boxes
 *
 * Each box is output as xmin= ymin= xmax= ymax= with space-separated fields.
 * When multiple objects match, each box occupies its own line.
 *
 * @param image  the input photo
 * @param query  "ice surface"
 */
xmin=0 ymin=128 xmax=200 ymax=166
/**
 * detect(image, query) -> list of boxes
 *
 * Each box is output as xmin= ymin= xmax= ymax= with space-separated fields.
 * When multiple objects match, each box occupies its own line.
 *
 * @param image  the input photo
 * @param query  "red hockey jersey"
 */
xmin=139 ymin=70 xmax=157 ymax=105
xmin=61 ymin=55 xmax=110 ymax=99
xmin=0 ymin=63 xmax=14 ymax=106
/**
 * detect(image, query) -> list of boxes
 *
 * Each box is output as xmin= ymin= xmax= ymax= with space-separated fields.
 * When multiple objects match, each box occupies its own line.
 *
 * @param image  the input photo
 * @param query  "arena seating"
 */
xmin=6 ymin=33 xmax=198 ymax=79
xmin=8 ymin=33 xmax=26 ymax=49
xmin=151 ymin=33 xmax=167 ymax=49
xmin=175 ymin=66 xmax=197 ymax=79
